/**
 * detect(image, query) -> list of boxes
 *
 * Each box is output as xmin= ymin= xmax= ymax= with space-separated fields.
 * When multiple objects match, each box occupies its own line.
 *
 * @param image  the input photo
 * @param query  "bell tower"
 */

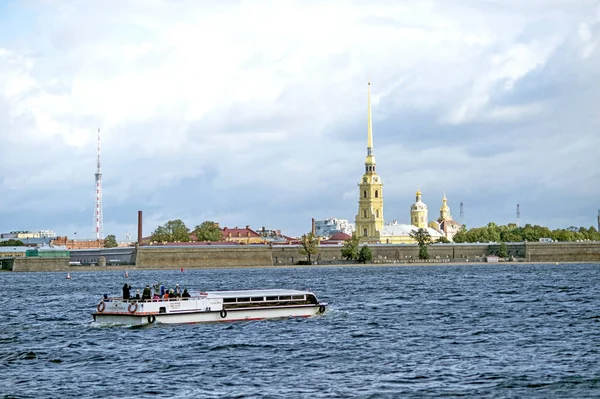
xmin=439 ymin=193 xmax=451 ymax=221
xmin=355 ymin=82 xmax=384 ymax=242
xmin=410 ymin=189 xmax=428 ymax=229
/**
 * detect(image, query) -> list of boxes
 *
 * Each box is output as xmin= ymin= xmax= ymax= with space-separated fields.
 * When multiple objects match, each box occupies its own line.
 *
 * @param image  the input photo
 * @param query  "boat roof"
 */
xmin=201 ymin=289 xmax=311 ymax=298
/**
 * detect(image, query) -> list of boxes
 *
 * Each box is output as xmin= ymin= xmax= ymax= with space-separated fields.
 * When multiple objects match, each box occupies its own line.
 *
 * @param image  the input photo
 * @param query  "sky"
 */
xmin=0 ymin=0 xmax=599 ymax=241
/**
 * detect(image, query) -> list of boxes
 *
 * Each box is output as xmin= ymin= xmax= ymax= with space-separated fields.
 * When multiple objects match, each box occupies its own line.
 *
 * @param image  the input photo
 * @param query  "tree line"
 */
xmin=149 ymin=219 xmax=223 ymax=243
xmin=452 ymin=223 xmax=600 ymax=243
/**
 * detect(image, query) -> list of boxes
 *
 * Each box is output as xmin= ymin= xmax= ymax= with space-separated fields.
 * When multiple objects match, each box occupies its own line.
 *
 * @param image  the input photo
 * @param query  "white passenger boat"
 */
xmin=92 ymin=289 xmax=327 ymax=325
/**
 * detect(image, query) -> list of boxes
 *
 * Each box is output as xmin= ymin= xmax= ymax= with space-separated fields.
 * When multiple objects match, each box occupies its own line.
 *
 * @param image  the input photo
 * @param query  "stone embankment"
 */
xmin=5 ymin=241 xmax=599 ymax=271
xmin=135 ymin=241 xmax=600 ymax=269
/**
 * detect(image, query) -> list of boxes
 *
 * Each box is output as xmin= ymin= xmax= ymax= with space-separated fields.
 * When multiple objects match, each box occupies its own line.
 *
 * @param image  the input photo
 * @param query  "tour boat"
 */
xmin=92 ymin=289 xmax=327 ymax=325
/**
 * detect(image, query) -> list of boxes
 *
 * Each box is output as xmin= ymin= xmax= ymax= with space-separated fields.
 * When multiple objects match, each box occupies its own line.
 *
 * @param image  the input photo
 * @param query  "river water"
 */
xmin=1 ymin=263 xmax=599 ymax=398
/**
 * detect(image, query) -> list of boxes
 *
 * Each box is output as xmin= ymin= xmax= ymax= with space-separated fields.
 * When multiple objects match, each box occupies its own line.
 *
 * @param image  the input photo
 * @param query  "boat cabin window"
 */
xmin=224 ymin=298 xmax=236 ymax=303
xmin=292 ymin=295 xmax=304 ymax=300
xmin=279 ymin=295 xmax=291 ymax=300
xmin=306 ymin=294 xmax=318 ymax=304
xmin=237 ymin=297 xmax=251 ymax=302
xmin=266 ymin=296 xmax=278 ymax=301
xmin=251 ymin=297 xmax=264 ymax=302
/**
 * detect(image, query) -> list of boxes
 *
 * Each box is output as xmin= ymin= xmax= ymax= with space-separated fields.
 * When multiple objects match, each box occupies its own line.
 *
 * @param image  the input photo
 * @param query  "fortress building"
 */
xmin=353 ymin=83 xmax=457 ymax=243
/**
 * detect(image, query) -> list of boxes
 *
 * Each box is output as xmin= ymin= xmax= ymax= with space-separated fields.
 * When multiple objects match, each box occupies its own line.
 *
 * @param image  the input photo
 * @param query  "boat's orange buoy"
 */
xmin=180 ymin=267 xmax=184 ymax=273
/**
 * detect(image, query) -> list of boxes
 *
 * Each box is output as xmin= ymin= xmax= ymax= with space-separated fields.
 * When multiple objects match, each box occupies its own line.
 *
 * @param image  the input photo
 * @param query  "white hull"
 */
xmin=94 ymin=305 xmax=323 ymax=325
xmin=92 ymin=289 xmax=326 ymax=326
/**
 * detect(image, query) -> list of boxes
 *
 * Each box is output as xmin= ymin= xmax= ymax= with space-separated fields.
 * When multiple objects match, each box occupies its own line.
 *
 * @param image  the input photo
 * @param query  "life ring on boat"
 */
xmin=128 ymin=302 xmax=138 ymax=314
xmin=147 ymin=315 xmax=156 ymax=324
xmin=318 ymin=305 xmax=325 ymax=314
xmin=97 ymin=302 xmax=105 ymax=313
xmin=220 ymin=309 xmax=227 ymax=318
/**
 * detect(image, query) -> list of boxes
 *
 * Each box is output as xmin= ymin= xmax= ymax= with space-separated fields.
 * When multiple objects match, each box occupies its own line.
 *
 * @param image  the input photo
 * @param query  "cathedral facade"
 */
xmin=354 ymin=83 xmax=459 ymax=243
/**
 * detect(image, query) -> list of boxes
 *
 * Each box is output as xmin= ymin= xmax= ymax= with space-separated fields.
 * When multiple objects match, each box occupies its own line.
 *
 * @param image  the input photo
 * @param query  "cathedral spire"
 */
xmin=367 ymin=82 xmax=373 ymax=155
xmin=365 ymin=82 xmax=376 ymax=172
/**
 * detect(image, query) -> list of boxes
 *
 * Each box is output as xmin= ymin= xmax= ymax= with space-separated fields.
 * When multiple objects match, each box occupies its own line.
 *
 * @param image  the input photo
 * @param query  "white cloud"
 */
xmin=0 ymin=0 xmax=599 ymax=238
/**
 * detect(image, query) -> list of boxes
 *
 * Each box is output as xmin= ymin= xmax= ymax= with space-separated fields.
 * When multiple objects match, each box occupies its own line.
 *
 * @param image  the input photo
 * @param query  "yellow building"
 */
xmin=354 ymin=83 xmax=442 ymax=244
xmin=410 ymin=189 xmax=428 ymax=228
xmin=355 ymin=82 xmax=384 ymax=243
xmin=435 ymin=194 xmax=462 ymax=241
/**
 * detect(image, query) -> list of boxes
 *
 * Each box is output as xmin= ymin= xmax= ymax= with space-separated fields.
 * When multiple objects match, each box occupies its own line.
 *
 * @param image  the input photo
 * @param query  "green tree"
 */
xmin=410 ymin=228 xmax=432 ymax=260
xmin=452 ymin=225 xmax=468 ymax=243
xmin=104 ymin=234 xmax=118 ymax=248
xmin=436 ymin=236 xmax=451 ymax=244
xmin=0 ymin=239 xmax=25 ymax=246
xmin=150 ymin=219 xmax=190 ymax=243
xmin=299 ymin=233 xmax=319 ymax=263
xmin=341 ymin=236 xmax=360 ymax=260
xmin=357 ymin=245 xmax=373 ymax=263
xmin=193 ymin=221 xmax=223 ymax=241
xmin=498 ymin=242 xmax=508 ymax=258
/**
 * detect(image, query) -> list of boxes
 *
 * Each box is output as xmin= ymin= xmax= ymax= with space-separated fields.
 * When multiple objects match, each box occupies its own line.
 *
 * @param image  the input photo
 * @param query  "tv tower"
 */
xmin=459 ymin=202 xmax=464 ymax=224
xmin=93 ymin=128 xmax=104 ymax=240
xmin=516 ymin=203 xmax=521 ymax=227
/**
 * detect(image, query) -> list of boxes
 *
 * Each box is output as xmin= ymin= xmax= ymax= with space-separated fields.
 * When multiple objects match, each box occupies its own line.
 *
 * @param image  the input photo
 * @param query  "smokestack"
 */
xmin=137 ymin=210 xmax=143 ymax=245
xmin=311 ymin=218 xmax=316 ymax=235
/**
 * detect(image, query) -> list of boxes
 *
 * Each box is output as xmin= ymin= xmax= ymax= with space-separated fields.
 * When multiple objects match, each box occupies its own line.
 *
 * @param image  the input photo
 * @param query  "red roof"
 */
xmin=328 ymin=232 xmax=352 ymax=241
xmin=222 ymin=226 xmax=261 ymax=238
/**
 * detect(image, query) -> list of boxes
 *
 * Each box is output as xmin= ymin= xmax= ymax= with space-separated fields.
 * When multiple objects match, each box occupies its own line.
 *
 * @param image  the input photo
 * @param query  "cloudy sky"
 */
xmin=1 ymin=0 xmax=599 ymax=240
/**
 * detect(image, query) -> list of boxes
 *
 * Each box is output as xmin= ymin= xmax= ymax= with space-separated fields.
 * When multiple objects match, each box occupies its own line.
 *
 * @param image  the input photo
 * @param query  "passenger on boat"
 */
xmin=175 ymin=284 xmax=182 ymax=297
xmin=122 ymin=283 xmax=132 ymax=300
xmin=135 ymin=289 xmax=141 ymax=300
xmin=169 ymin=289 xmax=176 ymax=300
xmin=153 ymin=282 xmax=160 ymax=296
xmin=142 ymin=285 xmax=151 ymax=300
xmin=182 ymin=289 xmax=190 ymax=299
xmin=160 ymin=284 xmax=166 ymax=297
xmin=163 ymin=291 xmax=169 ymax=299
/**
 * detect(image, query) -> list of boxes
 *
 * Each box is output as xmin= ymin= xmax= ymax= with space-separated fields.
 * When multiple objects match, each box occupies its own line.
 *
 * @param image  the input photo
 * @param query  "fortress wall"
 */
xmin=136 ymin=246 xmax=274 ymax=268
xmin=526 ymin=242 xmax=600 ymax=262
xmin=12 ymin=257 xmax=70 ymax=272
xmin=135 ymin=242 xmax=600 ymax=269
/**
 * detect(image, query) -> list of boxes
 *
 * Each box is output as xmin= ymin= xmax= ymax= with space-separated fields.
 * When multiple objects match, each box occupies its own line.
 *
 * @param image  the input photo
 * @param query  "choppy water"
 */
xmin=1 ymin=263 xmax=600 ymax=398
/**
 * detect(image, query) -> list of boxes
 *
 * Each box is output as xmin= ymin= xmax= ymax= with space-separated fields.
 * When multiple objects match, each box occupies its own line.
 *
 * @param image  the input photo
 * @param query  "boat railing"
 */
xmin=101 ymin=296 xmax=207 ymax=303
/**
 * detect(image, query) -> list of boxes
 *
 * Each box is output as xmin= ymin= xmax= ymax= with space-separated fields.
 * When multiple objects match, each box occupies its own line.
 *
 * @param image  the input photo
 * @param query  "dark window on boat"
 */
xmin=306 ymin=294 xmax=318 ymax=304
xmin=223 ymin=298 xmax=236 ymax=303
xmin=237 ymin=297 xmax=250 ymax=302
xmin=251 ymin=297 xmax=263 ymax=302
xmin=159 ymin=307 xmax=166 ymax=313
xmin=279 ymin=295 xmax=291 ymax=300
xmin=292 ymin=295 xmax=304 ymax=300
xmin=266 ymin=296 xmax=278 ymax=301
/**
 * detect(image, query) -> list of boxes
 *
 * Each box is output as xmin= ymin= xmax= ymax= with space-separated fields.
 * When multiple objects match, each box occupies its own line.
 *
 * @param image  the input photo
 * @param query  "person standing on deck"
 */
xmin=122 ymin=283 xmax=131 ymax=300
xmin=142 ymin=285 xmax=151 ymax=300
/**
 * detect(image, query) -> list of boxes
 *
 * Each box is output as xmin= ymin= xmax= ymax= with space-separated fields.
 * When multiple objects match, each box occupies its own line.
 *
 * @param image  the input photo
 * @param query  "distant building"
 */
xmin=51 ymin=236 xmax=104 ymax=249
xmin=221 ymin=226 xmax=263 ymax=244
xmin=432 ymin=194 xmax=462 ymax=241
xmin=315 ymin=218 xmax=355 ymax=238
xmin=321 ymin=232 xmax=352 ymax=245
xmin=1 ymin=230 xmax=56 ymax=239
xmin=0 ymin=247 xmax=28 ymax=258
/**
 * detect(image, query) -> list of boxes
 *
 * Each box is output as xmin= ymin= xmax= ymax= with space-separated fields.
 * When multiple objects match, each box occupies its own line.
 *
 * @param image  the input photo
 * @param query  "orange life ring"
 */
xmin=97 ymin=302 xmax=106 ymax=313
xmin=128 ymin=302 xmax=138 ymax=314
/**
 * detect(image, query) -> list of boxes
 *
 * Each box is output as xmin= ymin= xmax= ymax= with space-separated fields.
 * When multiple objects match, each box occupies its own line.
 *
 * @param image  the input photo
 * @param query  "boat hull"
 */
xmin=93 ymin=304 xmax=324 ymax=325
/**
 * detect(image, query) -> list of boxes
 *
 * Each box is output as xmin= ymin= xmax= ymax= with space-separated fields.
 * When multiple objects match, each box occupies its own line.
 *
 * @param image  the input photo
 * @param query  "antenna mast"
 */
xmin=516 ymin=203 xmax=520 ymax=227
xmin=94 ymin=128 xmax=104 ymax=240
xmin=459 ymin=202 xmax=464 ymax=224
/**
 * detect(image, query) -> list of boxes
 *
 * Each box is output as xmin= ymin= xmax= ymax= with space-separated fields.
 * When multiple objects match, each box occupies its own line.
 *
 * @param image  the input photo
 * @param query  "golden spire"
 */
xmin=367 ymin=82 xmax=373 ymax=151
